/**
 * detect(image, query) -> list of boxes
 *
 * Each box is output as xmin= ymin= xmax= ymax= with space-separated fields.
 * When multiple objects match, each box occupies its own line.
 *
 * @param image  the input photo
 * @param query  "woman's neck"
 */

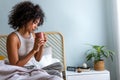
xmin=17 ymin=28 xmax=30 ymax=38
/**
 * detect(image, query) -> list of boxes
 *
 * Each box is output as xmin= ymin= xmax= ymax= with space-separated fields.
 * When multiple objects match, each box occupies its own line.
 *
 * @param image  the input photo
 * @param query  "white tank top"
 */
xmin=14 ymin=31 xmax=38 ymax=67
xmin=15 ymin=31 xmax=34 ymax=58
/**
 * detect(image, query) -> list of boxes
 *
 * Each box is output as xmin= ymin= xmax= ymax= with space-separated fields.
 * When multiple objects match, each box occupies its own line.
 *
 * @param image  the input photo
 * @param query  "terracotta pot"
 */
xmin=94 ymin=60 xmax=105 ymax=71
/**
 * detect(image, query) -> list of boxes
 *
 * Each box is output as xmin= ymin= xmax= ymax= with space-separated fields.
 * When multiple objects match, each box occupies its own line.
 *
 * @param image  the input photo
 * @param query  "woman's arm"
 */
xmin=7 ymin=33 xmax=38 ymax=67
xmin=34 ymin=45 xmax=44 ymax=61
xmin=34 ymin=33 xmax=47 ymax=61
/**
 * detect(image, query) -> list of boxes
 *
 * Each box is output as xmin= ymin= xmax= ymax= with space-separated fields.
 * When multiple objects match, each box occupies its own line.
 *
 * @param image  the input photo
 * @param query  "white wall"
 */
xmin=0 ymin=0 xmax=117 ymax=80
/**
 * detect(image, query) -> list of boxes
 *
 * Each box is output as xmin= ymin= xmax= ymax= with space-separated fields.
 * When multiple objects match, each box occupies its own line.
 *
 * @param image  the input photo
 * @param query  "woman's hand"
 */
xmin=32 ymin=38 xmax=43 ymax=52
xmin=34 ymin=33 xmax=47 ymax=61
xmin=43 ymin=33 xmax=47 ymax=42
xmin=33 ymin=33 xmax=47 ymax=52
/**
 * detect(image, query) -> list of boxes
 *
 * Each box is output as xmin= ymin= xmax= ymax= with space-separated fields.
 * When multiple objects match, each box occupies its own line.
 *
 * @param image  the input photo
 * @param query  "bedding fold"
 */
xmin=0 ymin=60 xmax=63 ymax=80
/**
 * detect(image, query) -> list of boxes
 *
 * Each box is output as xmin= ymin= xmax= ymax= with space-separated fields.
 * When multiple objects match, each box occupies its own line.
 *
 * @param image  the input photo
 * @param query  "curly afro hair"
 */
xmin=8 ymin=1 xmax=45 ymax=30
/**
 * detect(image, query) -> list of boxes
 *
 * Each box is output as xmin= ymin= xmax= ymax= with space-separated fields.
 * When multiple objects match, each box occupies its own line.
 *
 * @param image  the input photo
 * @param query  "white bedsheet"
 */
xmin=0 ymin=60 xmax=63 ymax=80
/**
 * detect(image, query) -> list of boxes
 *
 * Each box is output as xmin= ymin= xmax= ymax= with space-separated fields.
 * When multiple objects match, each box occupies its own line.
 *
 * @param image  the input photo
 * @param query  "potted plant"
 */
xmin=86 ymin=45 xmax=115 ymax=71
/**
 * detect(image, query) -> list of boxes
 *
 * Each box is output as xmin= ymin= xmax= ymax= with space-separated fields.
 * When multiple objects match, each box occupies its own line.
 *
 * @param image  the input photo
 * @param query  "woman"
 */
xmin=7 ymin=1 xmax=46 ymax=67
xmin=5 ymin=1 xmax=63 ymax=80
xmin=6 ymin=1 xmax=62 ymax=80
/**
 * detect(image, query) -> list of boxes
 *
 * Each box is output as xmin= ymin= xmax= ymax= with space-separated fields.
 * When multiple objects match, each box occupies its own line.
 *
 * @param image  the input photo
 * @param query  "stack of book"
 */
xmin=67 ymin=66 xmax=91 ymax=72
xmin=76 ymin=67 xmax=90 ymax=72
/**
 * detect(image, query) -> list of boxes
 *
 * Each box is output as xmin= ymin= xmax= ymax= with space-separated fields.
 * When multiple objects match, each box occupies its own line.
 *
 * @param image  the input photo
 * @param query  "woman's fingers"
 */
xmin=44 ymin=34 xmax=47 ymax=42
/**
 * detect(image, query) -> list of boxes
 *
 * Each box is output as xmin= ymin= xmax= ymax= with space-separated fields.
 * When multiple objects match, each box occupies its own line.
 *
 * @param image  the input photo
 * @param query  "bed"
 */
xmin=0 ymin=32 xmax=66 ymax=80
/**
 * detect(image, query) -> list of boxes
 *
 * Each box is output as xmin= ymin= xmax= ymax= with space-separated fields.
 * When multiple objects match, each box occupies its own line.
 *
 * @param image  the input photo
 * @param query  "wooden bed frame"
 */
xmin=0 ymin=32 xmax=66 ymax=80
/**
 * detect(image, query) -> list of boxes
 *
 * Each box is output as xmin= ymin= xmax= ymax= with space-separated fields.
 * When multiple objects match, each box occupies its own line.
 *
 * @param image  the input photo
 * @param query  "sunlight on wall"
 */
xmin=115 ymin=0 xmax=120 ymax=80
xmin=117 ymin=0 xmax=120 ymax=26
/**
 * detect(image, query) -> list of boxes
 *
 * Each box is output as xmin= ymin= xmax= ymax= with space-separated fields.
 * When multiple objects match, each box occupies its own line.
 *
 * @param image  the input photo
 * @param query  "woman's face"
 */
xmin=26 ymin=19 xmax=40 ymax=33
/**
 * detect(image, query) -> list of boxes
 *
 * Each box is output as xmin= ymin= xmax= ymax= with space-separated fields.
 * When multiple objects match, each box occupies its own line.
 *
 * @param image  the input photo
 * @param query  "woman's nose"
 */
xmin=34 ymin=25 xmax=38 ymax=28
xmin=34 ymin=26 xmax=38 ymax=30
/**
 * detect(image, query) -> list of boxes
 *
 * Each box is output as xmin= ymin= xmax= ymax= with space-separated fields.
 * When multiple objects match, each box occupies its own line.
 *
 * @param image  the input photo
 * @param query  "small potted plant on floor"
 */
xmin=85 ymin=45 xmax=115 ymax=71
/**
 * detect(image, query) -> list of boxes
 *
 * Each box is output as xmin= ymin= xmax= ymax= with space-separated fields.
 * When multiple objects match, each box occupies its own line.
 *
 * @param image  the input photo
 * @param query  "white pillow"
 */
xmin=37 ymin=46 xmax=52 ymax=68
xmin=51 ymin=58 xmax=60 ymax=64
xmin=37 ymin=46 xmax=60 ymax=68
xmin=27 ymin=46 xmax=60 ymax=69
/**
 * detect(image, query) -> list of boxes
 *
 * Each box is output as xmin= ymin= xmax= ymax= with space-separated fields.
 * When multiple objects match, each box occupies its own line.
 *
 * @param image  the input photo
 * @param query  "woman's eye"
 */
xmin=34 ymin=21 xmax=37 ymax=24
xmin=34 ymin=21 xmax=39 ymax=24
xmin=33 ymin=19 xmax=40 ymax=25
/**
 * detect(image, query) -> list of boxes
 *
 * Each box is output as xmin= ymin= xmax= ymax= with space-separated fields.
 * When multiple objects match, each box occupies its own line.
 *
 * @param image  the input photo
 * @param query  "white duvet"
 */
xmin=0 ymin=60 xmax=63 ymax=80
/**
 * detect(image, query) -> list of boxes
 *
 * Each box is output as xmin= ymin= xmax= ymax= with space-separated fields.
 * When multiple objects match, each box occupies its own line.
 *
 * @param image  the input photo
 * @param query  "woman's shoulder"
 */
xmin=7 ymin=32 xmax=18 ymax=41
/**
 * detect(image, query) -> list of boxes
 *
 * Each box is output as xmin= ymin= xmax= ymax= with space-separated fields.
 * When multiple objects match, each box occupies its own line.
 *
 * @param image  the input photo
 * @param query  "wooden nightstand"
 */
xmin=66 ymin=70 xmax=110 ymax=80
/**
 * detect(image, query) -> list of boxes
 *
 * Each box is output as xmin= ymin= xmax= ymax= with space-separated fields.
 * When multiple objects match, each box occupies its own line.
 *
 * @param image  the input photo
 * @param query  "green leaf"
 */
xmin=101 ymin=50 xmax=107 ymax=58
xmin=86 ymin=53 xmax=93 ymax=61
xmin=110 ymin=55 xmax=113 ymax=61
